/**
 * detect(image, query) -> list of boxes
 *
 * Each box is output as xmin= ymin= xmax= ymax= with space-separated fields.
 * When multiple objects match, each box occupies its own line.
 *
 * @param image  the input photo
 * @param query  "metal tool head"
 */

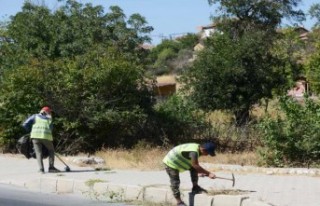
xmin=214 ymin=173 xmax=236 ymax=187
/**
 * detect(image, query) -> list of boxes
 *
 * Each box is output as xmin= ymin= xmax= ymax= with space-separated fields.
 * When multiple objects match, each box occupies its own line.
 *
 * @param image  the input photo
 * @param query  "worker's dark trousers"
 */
xmin=32 ymin=138 xmax=55 ymax=171
xmin=165 ymin=165 xmax=198 ymax=199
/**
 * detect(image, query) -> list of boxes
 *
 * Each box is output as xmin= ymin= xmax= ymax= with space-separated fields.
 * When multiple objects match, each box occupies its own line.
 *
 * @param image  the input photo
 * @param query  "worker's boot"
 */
xmin=192 ymin=185 xmax=207 ymax=194
xmin=177 ymin=201 xmax=187 ymax=206
xmin=48 ymin=166 xmax=60 ymax=173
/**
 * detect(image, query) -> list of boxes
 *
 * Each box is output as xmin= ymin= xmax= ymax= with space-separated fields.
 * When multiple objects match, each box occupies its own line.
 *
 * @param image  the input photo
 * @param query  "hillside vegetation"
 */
xmin=1 ymin=0 xmax=320 ymax=167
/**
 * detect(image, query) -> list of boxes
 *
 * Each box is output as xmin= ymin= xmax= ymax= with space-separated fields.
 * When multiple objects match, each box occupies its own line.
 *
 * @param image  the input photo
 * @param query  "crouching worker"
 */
xmin=163 ymin=142 xmax=216 ymax=206
xmin=22 ymin=106 xmax=60 ymax=173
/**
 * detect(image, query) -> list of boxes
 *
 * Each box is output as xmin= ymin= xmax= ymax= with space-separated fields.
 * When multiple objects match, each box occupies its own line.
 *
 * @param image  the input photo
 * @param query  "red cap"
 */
xmin=41 ymin=106 xmax=52 ymax=113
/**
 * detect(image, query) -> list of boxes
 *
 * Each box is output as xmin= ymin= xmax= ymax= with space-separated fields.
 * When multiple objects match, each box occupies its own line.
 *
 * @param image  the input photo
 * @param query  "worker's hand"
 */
xmin=208 ymin=173 xmax=216 ymax=179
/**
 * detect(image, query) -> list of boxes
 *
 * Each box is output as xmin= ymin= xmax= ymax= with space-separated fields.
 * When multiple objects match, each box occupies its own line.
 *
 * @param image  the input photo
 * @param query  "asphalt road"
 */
xmin=0 ymin=184 xmax=127 ymax=206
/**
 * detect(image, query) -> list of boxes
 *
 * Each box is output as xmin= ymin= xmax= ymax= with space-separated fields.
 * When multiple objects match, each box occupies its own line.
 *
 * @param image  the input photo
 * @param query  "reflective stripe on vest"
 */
xmin=163 ymin=143 xmax=199 ymax=172
xmin=30 ymin=115 xmax=53 ymax=141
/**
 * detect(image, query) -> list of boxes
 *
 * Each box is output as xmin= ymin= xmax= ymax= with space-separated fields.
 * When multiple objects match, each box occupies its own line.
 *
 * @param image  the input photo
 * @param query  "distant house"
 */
xmin=293 ymin=27 xmax=309 ymax=41
xmin=198 ymin=24 xmax=217 ymax=39
xmin=153 ymin=75 xmax=177 ymax=101
xmin=139 ymin=43 xmax=155 ymax=50
xmin=154 ymin=82 xmax=176 ymax=96
xmin=287 ymin=78 xmax=310 ymax=100
xmin=194 ymin=24 xmax=309 ymax=52
xmin=194 ymin=24 xmax=217 ymax=52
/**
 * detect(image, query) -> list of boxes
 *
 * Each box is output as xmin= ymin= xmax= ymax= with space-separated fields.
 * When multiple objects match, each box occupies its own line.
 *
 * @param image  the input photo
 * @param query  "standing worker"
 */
xmin=22 ymin=106 xmax=60 ymax=173
xmin=163 ymin=142 xmax=217 ymax=206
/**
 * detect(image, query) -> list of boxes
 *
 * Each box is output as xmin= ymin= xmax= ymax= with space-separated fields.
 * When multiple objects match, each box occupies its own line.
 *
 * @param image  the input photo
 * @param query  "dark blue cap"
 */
xmin=202 ymin=142 xmax=216 ymax=156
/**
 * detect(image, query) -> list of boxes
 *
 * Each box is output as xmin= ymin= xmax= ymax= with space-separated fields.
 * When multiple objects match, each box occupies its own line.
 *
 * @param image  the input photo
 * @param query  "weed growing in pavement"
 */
xmin=83 ymin=179 xmax=108 ymax=201
xmin=94 ymin=167 xmax=111 ymax=171
xmin=85 ymin=178 xmax=106 ymax=188
xmin=104 ymin=188 xmax=125 ymax=201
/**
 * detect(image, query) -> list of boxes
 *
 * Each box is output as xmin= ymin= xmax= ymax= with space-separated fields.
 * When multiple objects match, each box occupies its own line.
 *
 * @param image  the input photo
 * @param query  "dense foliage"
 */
xmin=181 ymin=28 xmax=289 ymax=126
xmin=309 ymin=3 xmax=320 ymax=28
xmin=305 ymin=29 xmax=320 ymax=94
xmin=0 ymin=1 xmax=209 ymax=153
xmin=5 ymin=1 xmax=153 ymax=61
xmin=152 ymin=95 xmax=212 ymax=145
xmin=258 ymin=97 xmax=320 ymax=167
xmin=0 ymin=0 xmax=320 ymax=168
xmin=0 ymin=52 xmax=154 ymax=153
xmin=181 ymin=0 xmax=306 ymax=126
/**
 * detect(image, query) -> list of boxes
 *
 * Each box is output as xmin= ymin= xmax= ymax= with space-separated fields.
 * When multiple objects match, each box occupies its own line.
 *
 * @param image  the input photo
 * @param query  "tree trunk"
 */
xmin=234 ymin=108 xmax=250 ymax=126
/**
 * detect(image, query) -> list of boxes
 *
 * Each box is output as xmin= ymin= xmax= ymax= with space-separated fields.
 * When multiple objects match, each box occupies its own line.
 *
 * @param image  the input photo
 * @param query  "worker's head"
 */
xmin=200 ymin=142 xmax=216 ymax=156
xmin=40 ymin=106 xmax=52 ymax=116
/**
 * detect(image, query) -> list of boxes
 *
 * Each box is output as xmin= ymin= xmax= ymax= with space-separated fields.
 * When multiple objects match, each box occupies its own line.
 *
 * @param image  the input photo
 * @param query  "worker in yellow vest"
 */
xmin=23 ymin=106 xmax=60 ymax=173
xmin=163 ymin=142 xmax=216 ymax=206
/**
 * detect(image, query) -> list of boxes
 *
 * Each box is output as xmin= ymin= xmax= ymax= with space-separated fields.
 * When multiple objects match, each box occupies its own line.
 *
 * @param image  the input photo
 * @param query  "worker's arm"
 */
xmin=22 ymin=114 xmax=36 ymax=133
xmin=190 ymin=153 xmax=216 ymax=179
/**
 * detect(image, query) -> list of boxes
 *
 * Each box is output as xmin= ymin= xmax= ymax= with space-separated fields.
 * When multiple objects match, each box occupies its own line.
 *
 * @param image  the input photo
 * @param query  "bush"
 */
xmin=0 ymin=54 xmax=153 ymax=154
xmin=150 ymin=94 xmax=212 ymax=145
xmin=258 ymin=96 xmax=320 ymax=167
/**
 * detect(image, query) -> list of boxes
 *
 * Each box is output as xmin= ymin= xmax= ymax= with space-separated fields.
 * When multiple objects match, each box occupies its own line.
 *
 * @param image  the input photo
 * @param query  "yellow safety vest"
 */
xmin=163 ymin=143 xmax=199 ymax=172
xmin=30 ymin=115 xmax=53 ymax=141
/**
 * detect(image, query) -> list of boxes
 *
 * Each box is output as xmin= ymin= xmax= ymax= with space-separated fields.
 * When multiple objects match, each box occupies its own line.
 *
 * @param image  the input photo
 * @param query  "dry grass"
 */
xmin=207 ymin=189 xmax=252 ymax=196
xmin=95 ymin=147 xmax=167 ymax=170
xmin=251 ymin=98 xmax=282 ymax=120
xmin=206 ymin=110 xmax=233 ymax=124
xmin=201 ymin=151 xmax=258 ymax=166
xmin=95 ymin=148 xmax=258 ymax=171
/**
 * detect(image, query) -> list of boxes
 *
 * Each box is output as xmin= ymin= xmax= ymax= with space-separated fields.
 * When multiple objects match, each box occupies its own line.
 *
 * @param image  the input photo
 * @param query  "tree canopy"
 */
xmin=3 ymin=0 xmax=153 ymax=63
xmin=208 ymin=0 xmax=305 ymax=28
xmin=180 ymin=0 xmax=306 ymax=125
xmin=309 ymin=3 xmax=320 ymax=28
xmin=0 ymin=1 xmax=211 ymax=152
xmin=0 ymin=0 xmax=156 ymax=152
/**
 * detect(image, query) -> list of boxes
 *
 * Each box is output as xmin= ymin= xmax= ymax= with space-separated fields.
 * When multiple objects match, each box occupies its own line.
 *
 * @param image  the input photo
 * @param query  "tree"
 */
xmin=207 ymin=0 xmax=305 ymax=28
xmin=181 ymin=29 xmax=287 ymax=125
xmin=305 ymin=29 xmax=320 ymax=94
xmin=180 ymin=0 xmax=306 ymax=125
xmin=0 ymin=51 xmax=154 ymax=153
xmin=309 ymin=3 xmax=320 ymax=28
xmin=272 ymin=27 xmax=307 ymax=86
xmin=0 ymin=0 xmax=155 ymax=152
xmin=4 ymin=0 xmax=153 ymax=61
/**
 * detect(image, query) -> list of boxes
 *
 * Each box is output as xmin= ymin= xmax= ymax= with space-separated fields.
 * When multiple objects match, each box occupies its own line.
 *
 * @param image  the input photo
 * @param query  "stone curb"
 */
xmin=23 ymin=177 xmax=273 ymax=206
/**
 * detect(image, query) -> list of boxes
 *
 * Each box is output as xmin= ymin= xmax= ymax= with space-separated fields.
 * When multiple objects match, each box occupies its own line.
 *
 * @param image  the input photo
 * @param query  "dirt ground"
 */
xmin=207 ymin=189 xmax=253 ymax=196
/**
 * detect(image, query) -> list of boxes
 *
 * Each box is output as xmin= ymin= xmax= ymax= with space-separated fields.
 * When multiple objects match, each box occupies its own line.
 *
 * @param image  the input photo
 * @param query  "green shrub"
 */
xmin=0 ymin=54 xmax=153 ymax=153
xmin=258 ymin=96 xmax=320 ymax=167
xmin=151 ymin=94 xmax=212 ymax=145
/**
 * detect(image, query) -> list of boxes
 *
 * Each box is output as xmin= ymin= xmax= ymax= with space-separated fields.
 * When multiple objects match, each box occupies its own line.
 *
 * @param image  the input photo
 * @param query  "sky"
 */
xmin=0 ymin=0 xmax=318 ymax=45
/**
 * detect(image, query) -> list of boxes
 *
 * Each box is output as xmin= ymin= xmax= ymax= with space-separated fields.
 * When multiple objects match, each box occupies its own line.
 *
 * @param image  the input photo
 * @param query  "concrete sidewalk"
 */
xmin=0 ymin=154 xmax=319 ymax=206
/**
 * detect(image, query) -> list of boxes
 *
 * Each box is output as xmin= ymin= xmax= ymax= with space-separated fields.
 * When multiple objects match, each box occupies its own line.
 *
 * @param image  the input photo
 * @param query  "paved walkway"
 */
xmin=0 ymin=154 xmax=319 ymax=206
